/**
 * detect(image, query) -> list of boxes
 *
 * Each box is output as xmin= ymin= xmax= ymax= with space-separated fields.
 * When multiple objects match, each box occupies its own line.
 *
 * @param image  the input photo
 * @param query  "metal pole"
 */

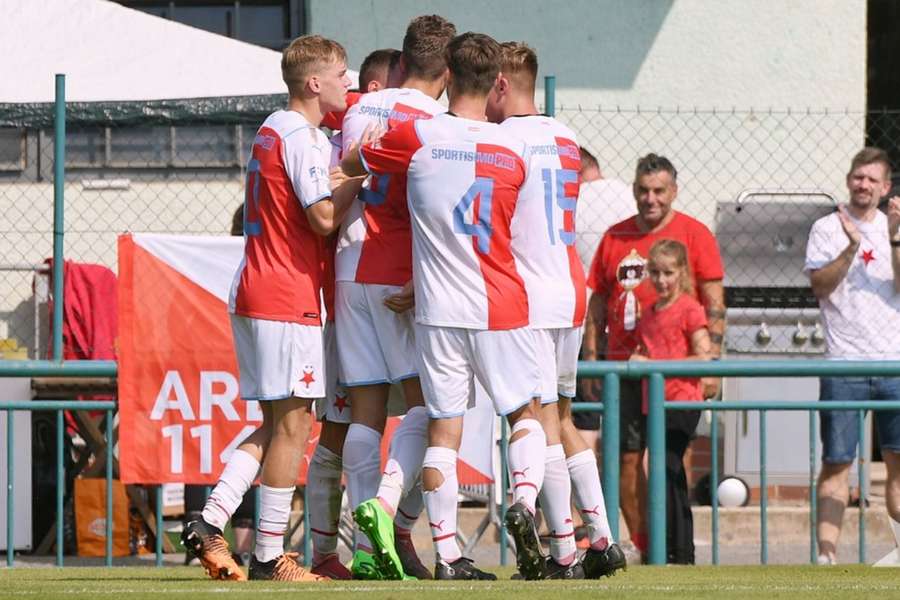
xmin=499 ymin=417 xmax=509 ymax=566
xmin=601 ymin=372 xmax=620 ymax=543
xmin=759 ymin=410 xmax=768 ymax=565
xmin=52 ymin=74 xmax=65 ymax=361
xmin=646 ymin=373 xmax=666 ymax=565
xmin=710 ymin=409 xmax=719 ymax=565
xmin=809 ymin=410 xmax=817 ymax=564
xmin=6 ymin=409 xmax=14 ymax=567
xmin=105 ymin=410 xmax=113 ymax=566
xmin=156 ymin=485 xmax=164 ymax=567
xmin=57 ymin=410 xmax=65 ymax=566
xmin=544 ymin=75 xmax=555 ymax=117
xmin=857 ymin=409 xmax=866 ymax=564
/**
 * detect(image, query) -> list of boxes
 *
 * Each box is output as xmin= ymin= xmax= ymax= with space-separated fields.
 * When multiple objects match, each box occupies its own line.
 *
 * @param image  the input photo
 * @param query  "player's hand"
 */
xmin=702 ymin=376 xmax=721 ymax=399
xmin=384 ymin=280 xmax=414 ymax=313
xmin=887 ymin=196 xmax=900 ymax=240
xmin=329 ymin=165 xmax=350 ymax=191
xmin=837 ymin=205 xmax=862 ymax=247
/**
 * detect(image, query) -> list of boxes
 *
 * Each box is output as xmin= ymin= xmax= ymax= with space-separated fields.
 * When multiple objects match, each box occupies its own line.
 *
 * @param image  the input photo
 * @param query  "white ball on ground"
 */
xmin=717 ymin=476 xmax=749 ymax=507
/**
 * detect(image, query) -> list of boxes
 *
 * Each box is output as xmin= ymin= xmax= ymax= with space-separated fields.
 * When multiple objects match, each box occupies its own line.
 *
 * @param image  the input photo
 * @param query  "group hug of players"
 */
xmin=180 ymin=15 xmax=627 ymax=582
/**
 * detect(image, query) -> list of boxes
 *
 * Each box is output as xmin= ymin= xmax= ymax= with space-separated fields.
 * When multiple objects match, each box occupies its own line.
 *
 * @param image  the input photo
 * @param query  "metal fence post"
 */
xmin=857 ymin=409 xmax=866 ymax=564
xmin=647 ymin=372 xmax=666 ymax=565
xmin=710 ymin=409 xmax=719 ymax=565
xmin=601 ymin=372 xmax=620 ymax=542
xmin=52 ymin=74 xmax=65 ymax=361
xmin=57 ymin=409 xmax=65 ymax=566
xmin=6 ymin=409 xmax=13 ymax=567
xmin=759 ymin=410 xmax=768 ymax=564
xmin=809 ymin=410 xmax=817 ymax=564
xmin=105 ymin=410 xmax=113 ymax=566
xmin=544 ymin=75 xmax=555 ymax=117
xmin=303 ymin=484 xmax=311 ymax=566
xmin=156 ymin=485 xmax=164 ymax=567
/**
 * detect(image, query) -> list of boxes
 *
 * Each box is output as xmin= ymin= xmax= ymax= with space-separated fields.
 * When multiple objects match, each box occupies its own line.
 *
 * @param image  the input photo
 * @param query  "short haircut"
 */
xmin=635 ymin=153 xmax=678 ymax=183
xmin=281 ymin=35 xmax=347 ymax=96
xmin=498 ymin=41 xmax=538 ymax=91
xmin=649 ymin=239 xmax=694 ymax=294
xmin=446 ymin=32 xmax=501 ymax=97
xmin=580 ymin=146 xmax=599 ymax=172
xmin=849 ymin=147 xmax=892 ymax=181
xmin=402 ymin=15 xmax=457 ymax=80
xmin=359 ymin=48 xmax=400 ymax=89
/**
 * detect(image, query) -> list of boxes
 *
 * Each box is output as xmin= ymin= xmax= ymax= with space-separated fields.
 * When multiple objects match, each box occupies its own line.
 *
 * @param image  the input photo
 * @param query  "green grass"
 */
xmin=1 ymin=565 xmax=897 ymax=600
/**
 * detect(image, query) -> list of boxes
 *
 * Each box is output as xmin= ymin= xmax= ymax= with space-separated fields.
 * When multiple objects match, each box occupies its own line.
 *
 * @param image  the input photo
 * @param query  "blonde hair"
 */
xmin=498 ymin=41 xmax=538 ymax=92
xmin=281 ymin=35 xmax=347 ymax=96
xmin=648 ymin=239 xmax=694 ymax=295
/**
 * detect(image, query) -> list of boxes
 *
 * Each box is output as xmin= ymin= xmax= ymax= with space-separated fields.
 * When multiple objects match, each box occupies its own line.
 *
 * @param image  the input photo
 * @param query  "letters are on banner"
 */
xmin=117 ymin=233 xmax=493 ymax=485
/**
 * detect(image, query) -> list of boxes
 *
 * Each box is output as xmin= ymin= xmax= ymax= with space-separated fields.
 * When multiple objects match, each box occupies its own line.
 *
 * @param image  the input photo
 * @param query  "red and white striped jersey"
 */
xmin=336 ymin=88 xmax=445 ymax=285
xmin=360 ymin=112 xmax=530 ymax=330
xmin=229 ymin=110 xmax=330 ymax=326
xmin=501 ymin=115 xmax=587 ymax=328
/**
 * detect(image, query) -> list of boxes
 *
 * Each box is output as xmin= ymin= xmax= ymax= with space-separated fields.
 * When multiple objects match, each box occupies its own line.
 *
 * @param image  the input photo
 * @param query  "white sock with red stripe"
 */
xmin=422 ymin=446 xmax=461 ymax=562
xmin=394 ymin=482 xmax=424 ymax=532
xmin=343 ymin=423 xmax=382 ymax=549
xmin=376 ymin=406 xmax=428 ymax=513
xmin=254 ymin=484 xmax=293 ymax=563
xmin=307 ymin=444 xmax=343 ymax=562
xmin=201 ymin=448 xmax=259 ymax=531
xmin=508 ymin=418 xmax=546 ymax=513
xmin=540 ymin=444 xmax=576 ymax=565
xmin=567 ymin=449 xmax=613 ymax=548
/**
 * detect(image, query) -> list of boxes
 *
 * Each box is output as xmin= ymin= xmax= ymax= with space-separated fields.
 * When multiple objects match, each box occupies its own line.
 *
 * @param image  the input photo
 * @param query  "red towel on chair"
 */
xmin=46 ymin=259 xmax=117 ymax=360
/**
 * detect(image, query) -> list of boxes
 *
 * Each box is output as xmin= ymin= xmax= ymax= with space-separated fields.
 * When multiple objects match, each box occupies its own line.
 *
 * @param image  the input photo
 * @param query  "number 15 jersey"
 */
xmin=501 ymin=115 xmax=587 ymax=328
xmin=360 ymin=112 xmax=529 ymax=330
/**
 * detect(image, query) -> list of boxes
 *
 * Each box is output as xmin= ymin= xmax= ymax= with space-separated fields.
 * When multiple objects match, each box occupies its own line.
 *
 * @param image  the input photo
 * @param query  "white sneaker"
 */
xmin=816 ymin=553 xmax=836 ymax=566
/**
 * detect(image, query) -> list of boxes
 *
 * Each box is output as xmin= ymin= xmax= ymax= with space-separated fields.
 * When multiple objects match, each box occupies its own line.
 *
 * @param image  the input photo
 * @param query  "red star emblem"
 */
xmin=860 ymin=249 xmax=875 ymax=266
xmin=334 ymin=394 xmax=347 ymax=412
xmin=300 ymin=369 xmax=315 ymax=387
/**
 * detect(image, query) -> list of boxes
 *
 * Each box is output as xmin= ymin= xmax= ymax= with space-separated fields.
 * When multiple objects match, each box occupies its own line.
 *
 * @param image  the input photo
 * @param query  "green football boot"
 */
xmin=350 ymin=549 xmax=382 ymax=580
xmin=353 ymin=499 xmax=405 ymax=580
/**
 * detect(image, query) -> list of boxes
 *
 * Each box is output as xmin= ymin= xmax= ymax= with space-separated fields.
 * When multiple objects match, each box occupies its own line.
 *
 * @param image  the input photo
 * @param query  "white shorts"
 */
xmin=230 ymin=315 xmax=325 ymax=401
xmin=336 ymin=281 xmax=418 ymax=386
xmin=316 ymin=320 xmax=350 ymax=424
xmin=415 ymin=324 xmax=541 ymax=418
xmin=535 ymin=327 xmax=583 ymax=404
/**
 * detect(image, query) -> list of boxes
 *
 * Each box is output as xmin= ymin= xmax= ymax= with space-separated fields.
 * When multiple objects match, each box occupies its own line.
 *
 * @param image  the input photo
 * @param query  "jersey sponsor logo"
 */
xmin=359 ymin=104 xmax=428 ymax=123
xmin=254 ymin=133 xmax=276 ymax=151
xmin=430 ymin=148 xmax=517 ymax=171
xmin=529 ymin=143 xmax=579 ymax=160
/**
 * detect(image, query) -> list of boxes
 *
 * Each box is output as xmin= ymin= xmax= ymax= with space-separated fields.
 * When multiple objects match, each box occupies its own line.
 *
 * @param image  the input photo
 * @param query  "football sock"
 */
xmin=540 ymin=444 xmax=576 ymax=565
xmin=507 ymin=418 xmax=546 ymax=513
xmin=422 ymin=446 xmax=461 ymax=562
xmin=201 ymin=448 xmax=259 ymax=530
xmin=343 ymin=423 xmax=382 ymax=549
xmin=567 ymin=449 xmax=614 ymax=549
xmin=254 ymin=484 xmax=293 ymax=563
xmin=394 ymin=482 xmax=424 ymax=531
xmin=376 ymin=406 xmax=428 ymax=513
xmin=307 ymin=444 xmax=343 ymax=560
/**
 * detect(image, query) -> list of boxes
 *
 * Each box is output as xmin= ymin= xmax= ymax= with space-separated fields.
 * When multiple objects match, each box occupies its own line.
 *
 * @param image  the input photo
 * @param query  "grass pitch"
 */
xmin=1 ymin=565 xmax=897 ymax=600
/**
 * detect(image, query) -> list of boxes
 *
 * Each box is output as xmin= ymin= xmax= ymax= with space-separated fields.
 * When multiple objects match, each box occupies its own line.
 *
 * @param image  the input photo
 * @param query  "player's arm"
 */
xmin=305 ymin=171 xmax=365 ymax=235
xmin=808 ymin=206 xmax=860 ymax=299
xmin=582 ymin=290 xmax=608 ymax=362
xmin=689 ymin=327 xmax=713 ymax=361
xmin=887 ymin=196 xmax=900 ymax=293
xmin=698 ymin=279 xmax=725 ymax=357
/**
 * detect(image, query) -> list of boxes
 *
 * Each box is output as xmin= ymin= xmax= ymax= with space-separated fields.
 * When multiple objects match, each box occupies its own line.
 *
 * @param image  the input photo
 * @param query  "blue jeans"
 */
xmin=819 ymin=376 xmax=900 ymax=464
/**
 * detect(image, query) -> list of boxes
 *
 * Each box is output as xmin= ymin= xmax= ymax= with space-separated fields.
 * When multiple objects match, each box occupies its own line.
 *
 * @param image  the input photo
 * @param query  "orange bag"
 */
xmin=74 ymin=478 xmax=130 ymax=557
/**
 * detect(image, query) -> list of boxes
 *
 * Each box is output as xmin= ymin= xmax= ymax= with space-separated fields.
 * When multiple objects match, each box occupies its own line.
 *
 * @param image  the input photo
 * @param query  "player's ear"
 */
xmin=307 ymin=73 xmax=321 ymax=94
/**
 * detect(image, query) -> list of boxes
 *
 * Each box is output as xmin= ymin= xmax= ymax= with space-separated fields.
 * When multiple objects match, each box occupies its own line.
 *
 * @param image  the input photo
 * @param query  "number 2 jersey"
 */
xmin=229 ymin=110 xmax=331 ymax=326
xmin=360 ymin=112 xmax=529 ymax=330
xmin=337 ymin=87 xmax=445 ymax=285
xmin=501 ymin=115 xmax=587 ymax=328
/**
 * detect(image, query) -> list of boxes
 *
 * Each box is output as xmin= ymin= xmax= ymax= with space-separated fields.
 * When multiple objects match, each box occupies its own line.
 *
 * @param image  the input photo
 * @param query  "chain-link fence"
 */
xmin=1 ymin=107 xmax=899 ymax=359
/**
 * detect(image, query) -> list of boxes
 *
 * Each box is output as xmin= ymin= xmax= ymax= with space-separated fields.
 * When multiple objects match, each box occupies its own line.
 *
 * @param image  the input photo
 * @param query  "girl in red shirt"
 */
xmin=631 ymin=239 xmax=712 ymax=564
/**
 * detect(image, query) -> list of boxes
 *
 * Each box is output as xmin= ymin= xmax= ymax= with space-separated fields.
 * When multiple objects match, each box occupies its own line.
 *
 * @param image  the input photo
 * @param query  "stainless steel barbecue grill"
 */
xmin=716 ymin=190 xmax=868 ymax=487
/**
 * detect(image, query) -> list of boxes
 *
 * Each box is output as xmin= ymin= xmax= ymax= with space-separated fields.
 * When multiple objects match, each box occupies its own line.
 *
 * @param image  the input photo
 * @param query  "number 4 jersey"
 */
xmin=501 ymin=115 xmax=587 ymax=328
xmin=360 ymin=112 xmax=529 ymax=330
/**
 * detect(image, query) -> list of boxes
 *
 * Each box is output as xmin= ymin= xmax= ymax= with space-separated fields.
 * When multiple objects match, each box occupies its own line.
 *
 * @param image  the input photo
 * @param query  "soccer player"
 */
xmin=306 ymin=48 xmax=406 ymax=581
xmin=486 ymin=42 xmax=626 ymax=578
xmin=181 ymin=34 xmax=363 ymax=582
xmin=343 ymin=31 xmax=548 ymax=581
xmin=334 ymin=15 xmax=456 ymax=580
